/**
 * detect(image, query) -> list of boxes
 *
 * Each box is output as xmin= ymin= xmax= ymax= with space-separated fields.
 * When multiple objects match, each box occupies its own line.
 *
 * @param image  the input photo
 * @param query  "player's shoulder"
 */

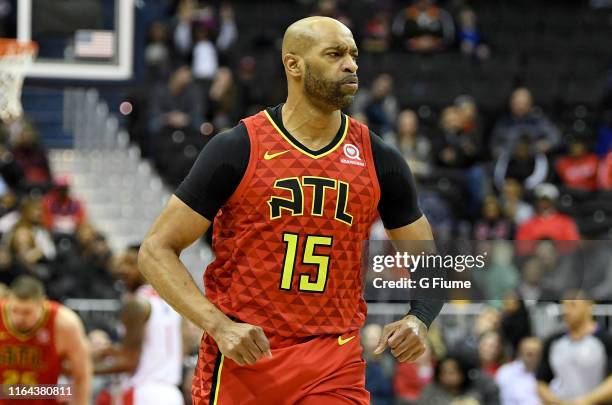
xmin=366 ymin=129 xmax=407 ymax=171
xmin=121 ymin=293 xmax=152 ymax=323
xmin=54 ymin=303 xmax=85 ymax=334
xmin=205 ymin=122 xmax=249 ymax=151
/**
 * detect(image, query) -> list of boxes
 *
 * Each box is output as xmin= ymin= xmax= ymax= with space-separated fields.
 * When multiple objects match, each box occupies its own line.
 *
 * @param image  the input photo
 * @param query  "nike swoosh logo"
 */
xmin=264 ymin=150 xmax=290 ymax=160
xmin=338 ymin=335 xmax=355 ymax=346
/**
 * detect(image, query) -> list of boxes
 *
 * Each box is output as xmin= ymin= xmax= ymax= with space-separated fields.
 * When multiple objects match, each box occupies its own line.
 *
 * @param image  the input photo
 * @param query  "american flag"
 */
xmin=74 ymin=30 xmax=115 ymax=58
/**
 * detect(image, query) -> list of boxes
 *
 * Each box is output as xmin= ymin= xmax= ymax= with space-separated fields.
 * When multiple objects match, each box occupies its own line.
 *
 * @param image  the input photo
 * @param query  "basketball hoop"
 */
xmin=0 ymin=39 xmax=38 ymax=123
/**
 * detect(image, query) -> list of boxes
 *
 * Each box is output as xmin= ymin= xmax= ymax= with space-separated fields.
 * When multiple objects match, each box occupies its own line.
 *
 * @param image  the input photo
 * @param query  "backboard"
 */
xmin=17 ymin=0 xmax=134 ymax=80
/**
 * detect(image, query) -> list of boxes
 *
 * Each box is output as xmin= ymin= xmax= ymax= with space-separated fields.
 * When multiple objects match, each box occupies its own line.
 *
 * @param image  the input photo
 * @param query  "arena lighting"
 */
xmin=200 ymin=122 xmax=214 ymax=136
xmin=119 ymin=101 xmax=132 ymax=115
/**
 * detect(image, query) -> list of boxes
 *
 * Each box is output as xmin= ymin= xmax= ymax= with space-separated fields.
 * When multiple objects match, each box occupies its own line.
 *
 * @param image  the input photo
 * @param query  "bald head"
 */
xmin=281 ymin=16 xmax=358 ymax=110
xmin=282 ymin=16 xmax=353 ymax=57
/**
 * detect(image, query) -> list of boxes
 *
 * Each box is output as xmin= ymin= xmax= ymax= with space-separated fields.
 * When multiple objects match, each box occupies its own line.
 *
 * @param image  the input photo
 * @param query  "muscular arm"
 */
xmin=139 ymin=126 xmax=270 ymax=366
xmin=94 ymin=295 xmax=150 ymax=375
xmin=55 ymin=306 xmax=91 ymax=405
xmin=371 ymin=132 xmax=443 ymax=361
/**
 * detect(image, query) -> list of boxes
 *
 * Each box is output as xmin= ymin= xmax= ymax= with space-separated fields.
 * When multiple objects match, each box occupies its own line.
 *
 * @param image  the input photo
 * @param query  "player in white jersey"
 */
xmin=93 ymin=245 xmax=184 ymax=405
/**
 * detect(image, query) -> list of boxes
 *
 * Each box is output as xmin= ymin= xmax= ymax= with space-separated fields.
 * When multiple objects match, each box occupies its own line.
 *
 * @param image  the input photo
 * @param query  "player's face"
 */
xmin=303 ymin=33 xmax=358 ymax=110
xmin=7 ymin=297 xmax=44 ymax=331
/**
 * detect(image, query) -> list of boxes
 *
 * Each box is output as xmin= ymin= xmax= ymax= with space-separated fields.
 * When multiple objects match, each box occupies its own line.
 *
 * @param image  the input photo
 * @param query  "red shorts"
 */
xmin=192 ymin=332 xmax=369 ymax=405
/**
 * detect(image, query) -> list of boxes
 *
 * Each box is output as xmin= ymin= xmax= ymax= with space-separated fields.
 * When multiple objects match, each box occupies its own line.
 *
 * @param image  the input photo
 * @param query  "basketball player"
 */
xmin=93 ymin=245 xmax=184 ymax=405
xmin=139 ymin=16 xmax=443 ymax=405
xmin=0 ymin=276 xmax=91 ymax=405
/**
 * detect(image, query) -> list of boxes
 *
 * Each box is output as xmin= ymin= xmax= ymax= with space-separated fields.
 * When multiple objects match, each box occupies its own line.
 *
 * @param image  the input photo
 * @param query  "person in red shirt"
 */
xmin=555 ymin=137 xmax=599 ymax=191
xmin=598 ymin=150 xmax=612 ymax=190
xmin=41 ymin=177 xmax=86 ymax=235
xmin=0 ymin=276 xmax=91 ymax=405
xmin=516 ymin=183 xmax=580 ymax=254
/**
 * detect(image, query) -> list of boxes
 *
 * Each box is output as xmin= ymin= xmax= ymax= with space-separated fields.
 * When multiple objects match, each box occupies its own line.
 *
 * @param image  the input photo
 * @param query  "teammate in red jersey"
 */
xmin=140 ymin=16 xmax=442 ymax=405
xmin=0 ymin=276 xmax=91 ymax=405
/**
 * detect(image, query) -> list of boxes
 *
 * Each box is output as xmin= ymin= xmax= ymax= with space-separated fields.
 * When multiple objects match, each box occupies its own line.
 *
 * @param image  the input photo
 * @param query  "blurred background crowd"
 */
xmin=1 ymin=0 xmax=612 ymax=403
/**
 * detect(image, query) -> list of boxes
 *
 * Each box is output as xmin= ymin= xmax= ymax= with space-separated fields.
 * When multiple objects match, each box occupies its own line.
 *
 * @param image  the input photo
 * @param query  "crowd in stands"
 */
xmin=0 ymin=118 xmax=118 ymax=302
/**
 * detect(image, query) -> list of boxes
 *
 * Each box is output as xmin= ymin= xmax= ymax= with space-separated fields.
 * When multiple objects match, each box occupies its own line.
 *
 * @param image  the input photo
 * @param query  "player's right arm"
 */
xmin=139 ymin=125 xmax=271 ymax=366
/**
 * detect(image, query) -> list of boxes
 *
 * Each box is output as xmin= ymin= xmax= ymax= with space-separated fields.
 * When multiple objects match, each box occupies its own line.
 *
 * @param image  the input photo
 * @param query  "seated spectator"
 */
xmin=555 ymin=135 xmax=599 ymax=191
xmin=473 ymin=242 xmax=519 ymax=303
xmin=515 ymin=183 xmax=580 ymax=244
xmin=433 ymin=106 xmax=480 ymax=169
xmin=495 ymin=337 xmax=542 ymax=405
xmin=536 ymin=292 xmax=612 ymax=403
xmin=491 ymin=88 xmax=561 ymax=158
xmin=473 ymin=196 xmax=514 ymax=240
xmin=352 ymin=74 xmax=398 ymax=138
xmin=10 ymin=122 xmax=52 ymax=189
xmin=599 ymin=150 xmax=612 ymax=189
xmin=392 ymin=0 xmax=455 ymax=53
xmin=478 ymin=331 xmax=506 ymax=377
xmin=494 ymin=135 xmax=549 ymax=191
xmin=236 ymin=56 xmax=264 ymax=118
xmin=149 ymin=66 xmax=203 ymax=134
xmin=457 ymin=8 xmax=490 ymax=61
xmin=362 ymin=324 xmax=395 ymax=405
xmin=313 ymin=0 xmax=352 ymax=28
xmin=417 ymin=355 xmax=499 ymax=405
xmin=192 ymin=24 xmax=219 ymax=96
xmin=173 ymin=0 xmax=196 ymax=57
xmin=499 ymin=178 xmax=534 ymax=225
xmin=216 ymin=4 xmax=238 ymax=55
xmin=42 ymin=176 xmax=86 ymax=235
xmin=144 ymin=21 xmax=171 ymax=82
xmin=518 ymin=257 xmax=545 ymax=302
xmin=500 ymin=291 xmax=533 ymax=356
xmin=392 ymin=109 xmax=432 ymax=178
xmin=0 ymin=143 xmax=25 ymax=190
xmin=7 ymin=197 xmax=56 ymax=280
xmin=0 ymin=189 xmax=20 ymax=236
xmin=362 ymin=10 xmax=392 ymax=53
xmin=208 ymin=67 xmax=238 ymax=129
xmin=455 ymin=95 xmax=483 ymax=144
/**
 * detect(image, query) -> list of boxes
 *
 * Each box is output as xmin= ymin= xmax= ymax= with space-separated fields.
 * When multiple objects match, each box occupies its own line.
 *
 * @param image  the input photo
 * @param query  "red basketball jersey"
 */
xmin=0 ymin=300 xmax=63 ymax=405
xmin=204 ymin=110 xmax=381 ymax=348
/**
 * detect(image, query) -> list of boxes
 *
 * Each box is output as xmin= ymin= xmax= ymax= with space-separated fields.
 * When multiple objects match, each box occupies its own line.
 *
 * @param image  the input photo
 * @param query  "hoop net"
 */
xmin=0 ymin=39 xmax=38 ymax=123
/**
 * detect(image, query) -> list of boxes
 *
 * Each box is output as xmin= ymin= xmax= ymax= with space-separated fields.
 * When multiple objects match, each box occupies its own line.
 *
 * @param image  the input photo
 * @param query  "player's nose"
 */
xmin=341 ymin=56 xmax=358 ymax=74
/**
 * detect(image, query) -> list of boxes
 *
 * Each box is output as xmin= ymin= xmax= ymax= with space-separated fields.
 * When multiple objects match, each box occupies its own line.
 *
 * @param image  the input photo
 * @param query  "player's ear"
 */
xmin=283 ymin=53 xmax=302 ymax=79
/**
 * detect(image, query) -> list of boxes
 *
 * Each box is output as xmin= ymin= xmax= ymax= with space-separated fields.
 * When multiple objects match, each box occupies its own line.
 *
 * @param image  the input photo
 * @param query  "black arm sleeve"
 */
xmin=174 ymin=123 xmax=250 ymax=221
xmin=408 ymin=300 xmax=444 ymax=329
xmin=370 ymin=131 xmax=423 ymax=229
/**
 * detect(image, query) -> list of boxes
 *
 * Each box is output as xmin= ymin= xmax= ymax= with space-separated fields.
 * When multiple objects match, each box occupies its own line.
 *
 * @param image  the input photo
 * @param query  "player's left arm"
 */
xmin=93 ymin=296 xmax=150 ymax=375
xmin=55 ymin=306 xmax=92 ymax=405
xmin=369 ymin=132 xmax=443 ymax=363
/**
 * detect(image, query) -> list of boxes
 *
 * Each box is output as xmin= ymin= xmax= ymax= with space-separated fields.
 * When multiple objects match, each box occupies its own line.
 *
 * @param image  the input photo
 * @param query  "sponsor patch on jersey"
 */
xmin=341 ymin=143 xmax=365 ymax=167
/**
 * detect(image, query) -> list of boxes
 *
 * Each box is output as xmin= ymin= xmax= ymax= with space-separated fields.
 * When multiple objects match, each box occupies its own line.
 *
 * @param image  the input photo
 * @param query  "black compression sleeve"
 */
xmin=370 ymin=131 xmax=423 ymax=229
xmin=174 ymin=123 xmax=250 ymax=221
xmin=408 ymin=300 xmax=444 ymax=329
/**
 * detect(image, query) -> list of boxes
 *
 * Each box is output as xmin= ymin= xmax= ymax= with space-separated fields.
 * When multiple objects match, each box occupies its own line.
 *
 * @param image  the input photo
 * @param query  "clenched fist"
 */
xmin=211 ymin=321 xmax=272 ymax=366
xmin=373 ymin=315 xmax=427 ymax=363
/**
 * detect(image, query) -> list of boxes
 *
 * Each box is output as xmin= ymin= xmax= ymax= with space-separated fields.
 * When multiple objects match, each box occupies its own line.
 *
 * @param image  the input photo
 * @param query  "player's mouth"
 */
xmin=341 ymin=77 xmax=359 ymax=90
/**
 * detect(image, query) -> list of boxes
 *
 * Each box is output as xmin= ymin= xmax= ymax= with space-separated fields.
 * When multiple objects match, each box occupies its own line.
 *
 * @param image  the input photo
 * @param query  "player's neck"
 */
xmin=281 ymin=98 xmax=342 ymax=150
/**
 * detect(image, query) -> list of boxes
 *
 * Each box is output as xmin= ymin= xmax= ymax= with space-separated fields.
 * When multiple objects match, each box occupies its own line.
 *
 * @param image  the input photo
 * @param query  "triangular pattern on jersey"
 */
xmin=202 ymin=109 xmax=381 ymax=349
